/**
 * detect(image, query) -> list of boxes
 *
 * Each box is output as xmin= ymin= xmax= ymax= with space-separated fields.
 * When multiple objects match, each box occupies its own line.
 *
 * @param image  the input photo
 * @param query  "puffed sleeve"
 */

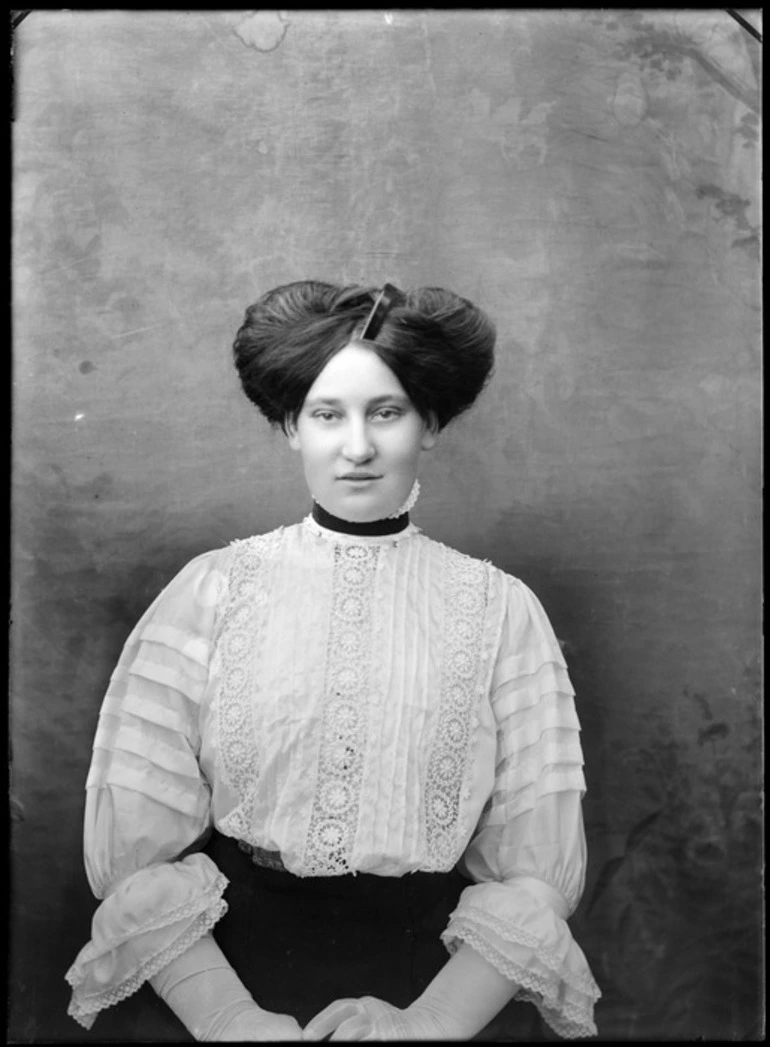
xmin=65 ymin=551 xmax=229 ymax=1030
xmin=443 ymin=577 xmax=601 ymax=1039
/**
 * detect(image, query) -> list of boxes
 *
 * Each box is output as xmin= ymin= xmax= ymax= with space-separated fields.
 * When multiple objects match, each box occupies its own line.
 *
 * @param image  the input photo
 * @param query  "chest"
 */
xmin=214 ymin=537 xmax=497 ymax=722
xmin=209 ymin=531 xmax=506 ymax=868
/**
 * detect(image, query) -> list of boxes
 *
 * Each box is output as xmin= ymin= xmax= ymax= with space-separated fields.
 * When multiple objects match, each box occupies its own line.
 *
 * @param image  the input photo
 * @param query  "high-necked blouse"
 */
xmin=65 ymin=516 xmax=601 ymax=1037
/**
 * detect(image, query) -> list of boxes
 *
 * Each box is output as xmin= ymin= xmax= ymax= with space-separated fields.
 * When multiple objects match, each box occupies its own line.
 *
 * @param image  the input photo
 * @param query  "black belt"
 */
xmin=206 ymin=830 xmax=469 ymax=909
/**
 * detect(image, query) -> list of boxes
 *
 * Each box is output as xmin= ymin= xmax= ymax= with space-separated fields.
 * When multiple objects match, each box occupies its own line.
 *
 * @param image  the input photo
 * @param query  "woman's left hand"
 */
xmin=302 ymin=996 xmax=448 ymax=1041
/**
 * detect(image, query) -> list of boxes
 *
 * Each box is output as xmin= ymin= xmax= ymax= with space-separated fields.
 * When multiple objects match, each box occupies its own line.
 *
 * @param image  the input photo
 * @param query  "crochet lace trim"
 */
xmin=422 ymin=547 xmax=495 ymax=870
xmin=446 ymin=904 xmax=601 ymax=997
xmin=303 ymin=542 xmax=380 ymax=874
xmin=216 ymin=532 xmax=281 ymax=841
xmin=445 ymin=924 xmax=599 ymax=1039
xmin=66 ymin=896 xmax=228 ymax=1030
xmin=66 ymin=871 xmax=228 ymax=966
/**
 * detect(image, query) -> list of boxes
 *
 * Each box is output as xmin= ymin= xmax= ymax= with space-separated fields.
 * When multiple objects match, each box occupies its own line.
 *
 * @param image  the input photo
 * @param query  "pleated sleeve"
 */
xmin=444 ymin=577 xmax=601 ymax=1039
xmin=65 ymin=551 xmax=229 ymax=1030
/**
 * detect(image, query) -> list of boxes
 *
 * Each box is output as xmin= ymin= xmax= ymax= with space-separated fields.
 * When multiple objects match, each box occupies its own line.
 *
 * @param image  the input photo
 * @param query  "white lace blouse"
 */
xmin=65 ymin=516 xmax=601 ymax=1037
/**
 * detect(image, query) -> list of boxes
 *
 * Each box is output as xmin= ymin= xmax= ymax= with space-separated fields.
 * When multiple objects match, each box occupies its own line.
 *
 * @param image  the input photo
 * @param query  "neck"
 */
xmin=311 ymin=501 xmax=410 ymax=536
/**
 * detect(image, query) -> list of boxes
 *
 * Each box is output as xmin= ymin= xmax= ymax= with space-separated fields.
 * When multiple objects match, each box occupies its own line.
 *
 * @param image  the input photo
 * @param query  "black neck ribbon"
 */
xmin=311 ymin=501 xmax=410 ymax=536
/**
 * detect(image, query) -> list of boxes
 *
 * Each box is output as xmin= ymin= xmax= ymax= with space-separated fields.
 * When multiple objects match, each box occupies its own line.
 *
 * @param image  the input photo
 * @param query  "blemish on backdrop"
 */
xmin=10 ymin=10 xmax=762 ymax=1041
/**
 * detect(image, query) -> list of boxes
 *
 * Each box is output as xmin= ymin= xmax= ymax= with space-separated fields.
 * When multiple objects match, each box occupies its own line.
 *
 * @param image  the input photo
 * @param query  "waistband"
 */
xmin=205 ymin=831 xmax=469 ymax=905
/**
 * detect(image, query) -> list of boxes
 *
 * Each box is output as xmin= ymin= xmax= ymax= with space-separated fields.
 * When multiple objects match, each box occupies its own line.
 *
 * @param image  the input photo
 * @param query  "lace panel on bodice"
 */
xmin=215 ymin=532 xmax=281 ymax=842
xmin=303 ymin=543 xmax=381 ymax=874
xmin=423 ymin=547 xmax=496 ymax=869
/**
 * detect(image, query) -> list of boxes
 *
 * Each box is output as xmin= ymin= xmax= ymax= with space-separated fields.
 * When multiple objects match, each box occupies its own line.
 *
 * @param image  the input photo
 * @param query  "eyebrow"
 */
xmin=305 ymin=394 xmax=411 ymax=409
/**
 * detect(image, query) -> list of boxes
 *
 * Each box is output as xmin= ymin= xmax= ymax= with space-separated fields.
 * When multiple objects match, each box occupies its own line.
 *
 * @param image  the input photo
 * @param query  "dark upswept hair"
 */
xmin=232 ymin=280 xmax=496 ymax=432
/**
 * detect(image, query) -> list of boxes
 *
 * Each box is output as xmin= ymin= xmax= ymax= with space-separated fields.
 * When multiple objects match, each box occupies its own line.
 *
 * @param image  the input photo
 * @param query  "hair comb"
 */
xmin=359 ymin=283 xmax=405 ymax=341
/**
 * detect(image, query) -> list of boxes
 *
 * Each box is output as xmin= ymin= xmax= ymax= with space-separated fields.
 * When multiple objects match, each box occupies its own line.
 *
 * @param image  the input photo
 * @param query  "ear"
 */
xmin=285 ymin=418 xmax=301 ymax=451
xmin=421 ymin=413 xmax=438 ymax=451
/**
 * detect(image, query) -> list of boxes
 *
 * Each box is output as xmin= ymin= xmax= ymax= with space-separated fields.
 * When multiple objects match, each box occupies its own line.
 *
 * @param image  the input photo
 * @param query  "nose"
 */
xmin=341 ymin=418 xmax=375 ymax=463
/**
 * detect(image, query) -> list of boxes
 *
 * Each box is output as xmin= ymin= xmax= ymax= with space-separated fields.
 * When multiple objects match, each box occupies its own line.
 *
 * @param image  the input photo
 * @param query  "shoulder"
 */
xmin=228 ymin=522 xmax=291 ymax=551
xmin=143 ymin=526 xmax=290 ymax=626
xmin=151 ymin=546 xmax=232 ymax=617
xmin=225 ymin=523 xmax=296 ymax=569
xmin=154 ymin=524 xmax=287 ymax=604
xmin=416 ymin=534 xmax=560 ymax=638
xmin=416 ymin=533 xmax=522 ymax=592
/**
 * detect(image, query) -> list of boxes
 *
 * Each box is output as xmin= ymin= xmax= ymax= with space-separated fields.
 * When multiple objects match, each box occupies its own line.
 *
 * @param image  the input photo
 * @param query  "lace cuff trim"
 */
xmin=443 ymin=913 xmax=600 ymax=1040
xmin=448 ymin=903 xmax=598 ymax=994
xmin=66 ymin=878 xmax=228 ymax=1030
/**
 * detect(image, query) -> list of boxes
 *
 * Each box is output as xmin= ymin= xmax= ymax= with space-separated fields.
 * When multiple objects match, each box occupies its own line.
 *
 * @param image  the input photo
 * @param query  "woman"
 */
xmin=65 ymin=281 xmax=601 ymax=1040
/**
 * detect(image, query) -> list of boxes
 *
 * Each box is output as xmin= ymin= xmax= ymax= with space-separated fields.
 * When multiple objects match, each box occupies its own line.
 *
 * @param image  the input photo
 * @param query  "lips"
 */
xmin=338 ymin=474 xmax=382 ymax=481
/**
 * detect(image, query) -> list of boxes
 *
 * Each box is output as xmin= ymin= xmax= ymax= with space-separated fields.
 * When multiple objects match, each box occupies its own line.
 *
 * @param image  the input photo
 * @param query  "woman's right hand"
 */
xmin=218 ymin=1005 xmax=303 ymax=1041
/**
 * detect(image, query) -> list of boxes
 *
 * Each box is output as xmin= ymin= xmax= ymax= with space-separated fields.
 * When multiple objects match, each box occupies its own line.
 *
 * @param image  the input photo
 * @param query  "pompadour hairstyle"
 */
xmin=232 ymin=280 xmax=496 ymax=431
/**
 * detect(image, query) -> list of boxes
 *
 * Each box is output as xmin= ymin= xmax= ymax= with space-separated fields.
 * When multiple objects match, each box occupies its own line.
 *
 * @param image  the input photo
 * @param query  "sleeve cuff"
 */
xmin=65 ymin=854 xmax=228 ymax=1030
xmin=442 ymin=883 xmax=601 ymax=1039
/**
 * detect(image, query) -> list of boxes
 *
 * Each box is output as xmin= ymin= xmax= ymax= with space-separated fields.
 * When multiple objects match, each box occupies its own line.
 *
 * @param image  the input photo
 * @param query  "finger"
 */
xmin=329 ymin=1015 xmax=373 ymax=1041
xmin=273 ymin=1018 xmax=305 ymax=1041
xmin=245 ymin=1018 xmax=302 ymax=1042
xmin=273 ymin=1027 xmax=304 ymax=1042
xmin=304 ymin=1000 xmax=362 ymax=1041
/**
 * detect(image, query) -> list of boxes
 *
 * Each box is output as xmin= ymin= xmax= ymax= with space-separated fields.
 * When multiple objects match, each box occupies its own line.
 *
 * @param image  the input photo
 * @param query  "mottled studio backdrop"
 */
xmin=11 ymin=10 xmax=762 ymax=1042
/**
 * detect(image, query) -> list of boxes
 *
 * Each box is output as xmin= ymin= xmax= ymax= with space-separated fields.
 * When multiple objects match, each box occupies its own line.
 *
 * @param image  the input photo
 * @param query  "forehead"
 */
xmin=306 ymin=343 xmax=406 ymax=401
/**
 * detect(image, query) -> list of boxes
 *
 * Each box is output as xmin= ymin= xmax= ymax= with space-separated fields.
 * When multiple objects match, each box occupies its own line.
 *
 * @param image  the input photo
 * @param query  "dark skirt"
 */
xmin=206 ymin=831 xmax=472 ymax=1024
xmin=84 ymin=832 xmax=546 ymax=1042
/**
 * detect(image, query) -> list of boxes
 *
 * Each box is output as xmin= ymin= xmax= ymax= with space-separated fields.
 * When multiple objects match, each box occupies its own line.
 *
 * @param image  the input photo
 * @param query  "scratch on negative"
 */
xmin=110 ymin=321 xmax=169 ymax=339
xmin=41 ymin=255 xmax=97 ymax=277
xmin=198 ymin=14 xmax=233 ymax=57
xmin=684 ymin=45 xmax=759 ymax=113
xmin=420 ymin=14 xmax=438 ymax=98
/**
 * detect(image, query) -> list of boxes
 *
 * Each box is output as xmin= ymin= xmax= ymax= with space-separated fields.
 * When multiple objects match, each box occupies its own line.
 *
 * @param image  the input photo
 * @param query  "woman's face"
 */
xmin=287 ymin=342 xmax=436 ymax=522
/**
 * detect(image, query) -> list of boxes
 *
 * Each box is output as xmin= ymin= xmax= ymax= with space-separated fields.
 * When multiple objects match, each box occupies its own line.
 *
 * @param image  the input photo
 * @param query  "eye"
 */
xmin=372 ymin=406 xmax=403 ymax=421
xmin=312 ymin=410 xmax=340 ymax=422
